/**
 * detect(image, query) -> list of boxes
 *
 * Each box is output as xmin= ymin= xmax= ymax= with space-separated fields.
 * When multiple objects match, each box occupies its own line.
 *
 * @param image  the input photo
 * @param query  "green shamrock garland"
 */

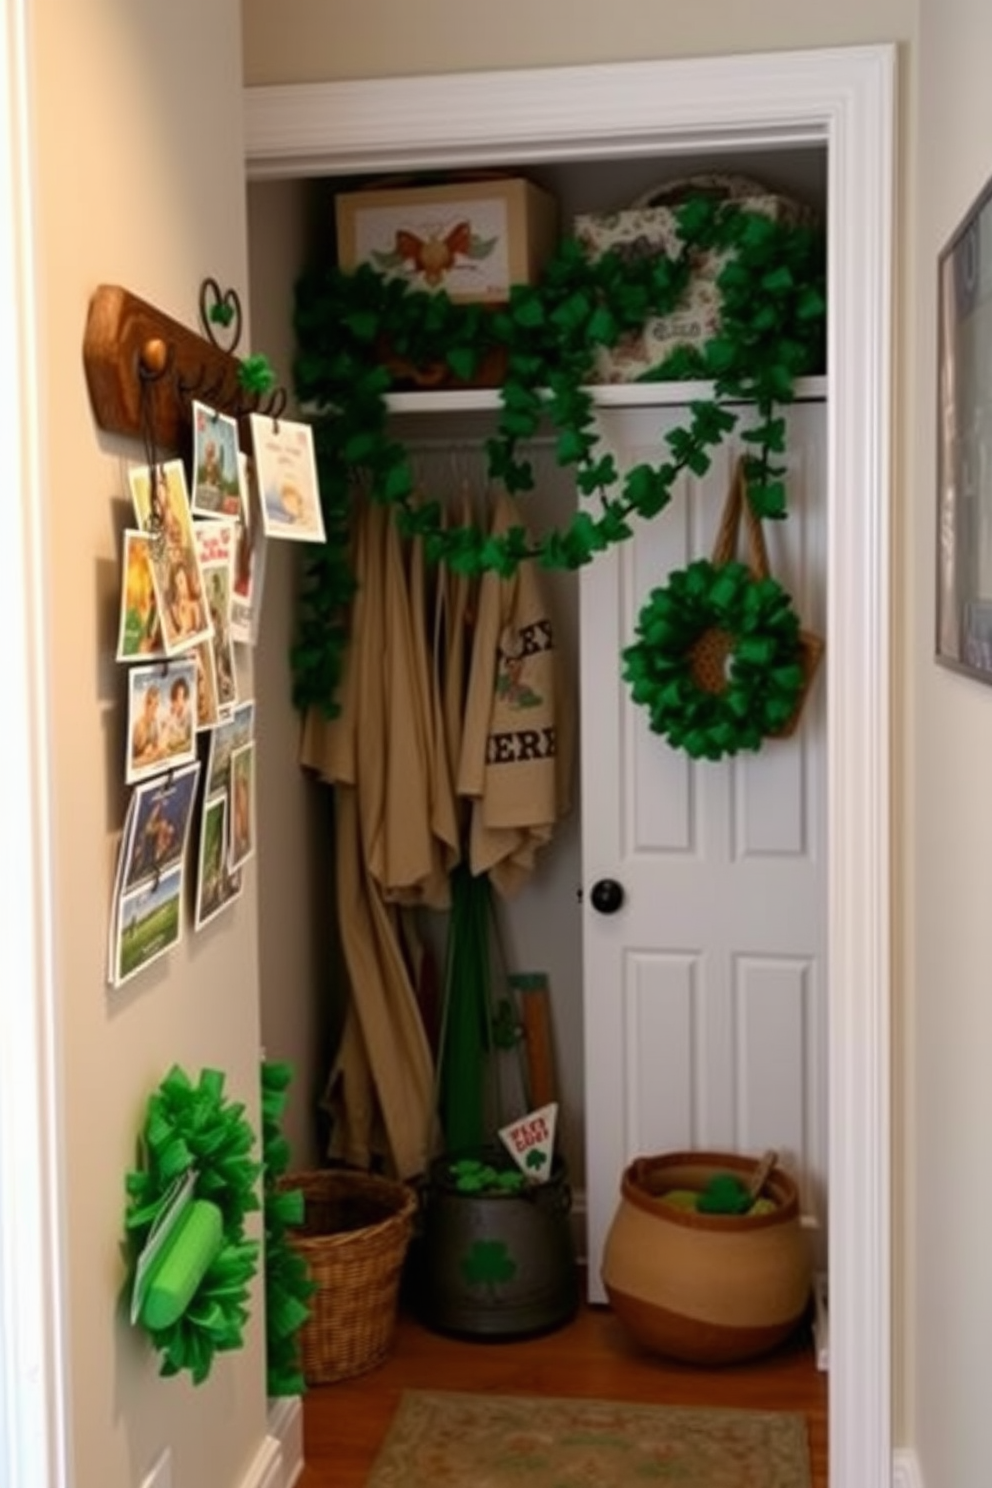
xmin=261 ymin=1061 xmax=314 ymax=1396
xmin=291 ymin=194 xmax=825 ymax=718
xmin=124 ymin=1065 xmax=261 ymax=1385
xmin=621 ymin=557 xmax=805 ymax=760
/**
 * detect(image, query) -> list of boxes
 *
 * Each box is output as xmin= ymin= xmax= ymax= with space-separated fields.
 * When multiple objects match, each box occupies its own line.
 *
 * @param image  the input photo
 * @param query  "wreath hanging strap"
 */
xmin=622 ymin=458 xmax=822 ymax=760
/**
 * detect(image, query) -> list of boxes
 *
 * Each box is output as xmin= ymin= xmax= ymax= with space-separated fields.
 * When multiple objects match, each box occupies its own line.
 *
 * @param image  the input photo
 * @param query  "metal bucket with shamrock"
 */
xmin=416 ymin=1146 xmax=578 ymax=1339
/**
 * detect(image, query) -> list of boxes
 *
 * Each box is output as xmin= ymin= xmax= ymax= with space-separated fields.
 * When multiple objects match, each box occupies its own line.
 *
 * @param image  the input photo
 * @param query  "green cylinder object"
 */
xmin=140 ymin=1199 xmax=224 ymax=1331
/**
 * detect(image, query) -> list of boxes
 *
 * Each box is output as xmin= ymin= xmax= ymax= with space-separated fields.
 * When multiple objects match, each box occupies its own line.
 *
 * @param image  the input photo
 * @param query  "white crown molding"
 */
xmin=243 ymin=44 xmax=896 ymax=1488
xmin=245 ymin=48 xmax=885 ymax=179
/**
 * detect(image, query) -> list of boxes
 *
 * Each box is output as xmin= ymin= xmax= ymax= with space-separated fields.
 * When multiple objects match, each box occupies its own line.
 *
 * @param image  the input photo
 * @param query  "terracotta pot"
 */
xmin=601 ymin=1150 xmax=812 ymax=1365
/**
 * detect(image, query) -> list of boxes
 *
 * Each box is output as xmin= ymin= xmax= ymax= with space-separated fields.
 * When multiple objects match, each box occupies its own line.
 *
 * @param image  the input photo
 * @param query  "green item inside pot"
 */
xmin=697 ymin=1172 xmax=753 ymax=1214
xmin=660 ymin=1183 xmax=778 ymax=1216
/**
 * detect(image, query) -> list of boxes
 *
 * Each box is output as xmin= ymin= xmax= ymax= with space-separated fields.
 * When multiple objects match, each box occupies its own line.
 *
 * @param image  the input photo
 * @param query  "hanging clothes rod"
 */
xmin=400 ymin=434 xmax=558 ymax=452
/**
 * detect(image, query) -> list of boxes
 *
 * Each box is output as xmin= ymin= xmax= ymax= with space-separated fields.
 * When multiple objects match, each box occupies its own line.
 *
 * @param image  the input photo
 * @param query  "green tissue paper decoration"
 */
xmin=238 ymin=353 xmax=278 ymax=395
xmin=621 ymin=558 xmax=805 ymax=760
xmin=261 ymin=1060 xmax=315 ymax=1396
xmin=125 ymin=1064 xmax=262 ymax=1385
xmin=291 ymin=194 xmax=825 ymax=716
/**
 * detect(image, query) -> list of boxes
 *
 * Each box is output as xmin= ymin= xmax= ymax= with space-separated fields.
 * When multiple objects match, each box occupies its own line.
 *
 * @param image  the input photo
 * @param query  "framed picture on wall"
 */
xmin=936 ymin=172 xmax=992 ymax=681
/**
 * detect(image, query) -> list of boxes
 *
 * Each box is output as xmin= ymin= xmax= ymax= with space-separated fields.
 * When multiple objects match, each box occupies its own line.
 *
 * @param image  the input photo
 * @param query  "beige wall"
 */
xmin=247 ymin=178 xmax=336 ymax=1169
xmin=910 ymin=3 xmax=992 ymax=1484
xmin=29 ymin=2 xmax=268 ymax=1486
xmin=242 ymin=0 xmax=913 ymax=84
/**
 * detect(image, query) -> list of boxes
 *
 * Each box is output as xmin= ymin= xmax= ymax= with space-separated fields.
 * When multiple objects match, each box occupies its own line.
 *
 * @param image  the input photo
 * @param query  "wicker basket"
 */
xmin=285 ymin=1168 xmax=417 ymax=1385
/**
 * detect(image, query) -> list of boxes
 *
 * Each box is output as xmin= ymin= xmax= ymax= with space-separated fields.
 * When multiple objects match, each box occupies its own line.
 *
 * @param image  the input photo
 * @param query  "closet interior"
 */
xmin=245 ymin=141 xmax=830 ymax=1282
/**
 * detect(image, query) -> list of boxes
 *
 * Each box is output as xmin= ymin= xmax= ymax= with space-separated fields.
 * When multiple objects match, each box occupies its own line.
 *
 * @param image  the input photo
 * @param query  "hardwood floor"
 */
xmin=297 ymin=1297 xmax=828 ymax=1486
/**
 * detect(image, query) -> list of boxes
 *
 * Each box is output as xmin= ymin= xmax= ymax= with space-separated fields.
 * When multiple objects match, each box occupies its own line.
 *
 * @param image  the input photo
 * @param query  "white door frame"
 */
xmin=0 ymin=2 xmax=67 ymax=1487
xmin=244 ymin=45 xmax=894 ymax=1488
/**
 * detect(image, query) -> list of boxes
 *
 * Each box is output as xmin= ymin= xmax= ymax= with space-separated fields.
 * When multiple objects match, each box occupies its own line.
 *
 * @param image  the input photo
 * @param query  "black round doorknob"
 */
xmin=590 ymin=878 xmax=625 ymax=914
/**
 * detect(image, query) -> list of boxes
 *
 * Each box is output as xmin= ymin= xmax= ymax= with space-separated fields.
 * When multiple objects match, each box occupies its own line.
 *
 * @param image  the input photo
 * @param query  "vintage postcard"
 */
xmin=194 ymin=519 xmax=238 ymax=713
xmin=249 ymin=412 xmax=326 ymax=544
xmin=217 ymin=861 xmax=243 ymax=915
xmin=194 ymin=792 xmax=227 ymax=930
xmin=231 ymin=451 xmax=268 ymax=645
xmin=191 ymin=637 xmax=221 ymax=732
xmin=191 ymin=401 xmax=245 ymax=519
xmin=116 ymin=530 xmax=165 ymax=662
xmin=122 ymin=762 xmax=201 ymax=893
xmin=128 ymin=460 xmax=213 ymax=656
xmin=114 ymin=865 xmax=183 ymax=987
xmin=206 ymin=698 xmax=255 ymax=796
xmin=107 ymin=796 xmax=136 ymax=985
xmin=125 ymin=658 xmax=198 ymax=785
xmin=194 ymin=792 xmax=238 ymax=929
xmin=228 ymin=740 xmax=255 ymax=870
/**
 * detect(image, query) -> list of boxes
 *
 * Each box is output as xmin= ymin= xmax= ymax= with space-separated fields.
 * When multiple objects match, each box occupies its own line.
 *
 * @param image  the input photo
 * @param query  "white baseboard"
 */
xmin=267 ymin=1395 xmax=305 ymax=1488
xmin=237 ymin=1433 xmax=283 ymax=1488
xmin=893 ymin=1447 xmax=924 ymax=1488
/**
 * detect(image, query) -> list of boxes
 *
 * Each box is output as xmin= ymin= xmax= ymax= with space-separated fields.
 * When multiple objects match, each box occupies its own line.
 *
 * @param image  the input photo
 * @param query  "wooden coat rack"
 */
xmin=82 ymin=281 xmax=283 ymax=453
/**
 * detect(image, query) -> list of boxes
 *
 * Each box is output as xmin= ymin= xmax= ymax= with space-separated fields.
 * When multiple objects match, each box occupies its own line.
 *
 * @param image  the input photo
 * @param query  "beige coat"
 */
xmin=457 ymin=489 xmax=573 ymax=897
xmin=300 ymin=494 xmax=439 ymax=1179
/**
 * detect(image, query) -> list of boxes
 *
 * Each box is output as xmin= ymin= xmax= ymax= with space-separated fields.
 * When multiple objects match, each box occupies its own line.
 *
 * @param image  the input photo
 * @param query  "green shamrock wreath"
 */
xmin=124 ymin=1065 xmax=262 ymax=1385
xmin=622 ymin=558 xmax=806 ymax=761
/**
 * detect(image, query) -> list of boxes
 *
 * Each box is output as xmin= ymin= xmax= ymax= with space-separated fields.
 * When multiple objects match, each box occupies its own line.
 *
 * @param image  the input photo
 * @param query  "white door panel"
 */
xmin=581 ymin=403 xmax=827 ymax=1302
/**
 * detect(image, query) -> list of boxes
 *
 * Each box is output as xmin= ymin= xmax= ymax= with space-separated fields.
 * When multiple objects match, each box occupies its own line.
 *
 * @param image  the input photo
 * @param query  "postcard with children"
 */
xmin=194 ymin=792 xmax=242 ymax=930
xmin=116 ymin=530 xmax=166 ymax=662
xmin=249 ymin=412 xmax=326 ymax=544
xmin=191 ymin=401 xmax=245 ymax=519
xmin=125 ymin=657 xmax=198 ymax=785
xmin=128 ymin=460 xmax=213 ymax=656
xmin=191 ymin=638 xmax=221 ymax=732
xmin=121 ymin=762 xmax=201 ymax=894
xmin=230 ymin=451 xmax=267 ymax=646
xmin=194 ymin=519 xmax=238 ymax=714
xmin=206 ymin=698 xmax=255 ymax=796
xmin=228 ymin=741 xmax=255 ymax=870
xmin=113 ymin=864 xmax=184 ymax=988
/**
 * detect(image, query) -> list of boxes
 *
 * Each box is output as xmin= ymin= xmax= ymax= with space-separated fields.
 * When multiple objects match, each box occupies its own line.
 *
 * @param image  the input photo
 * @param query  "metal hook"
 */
xmin=136 ymin=342 xmax=173 ymax=561
xmin=199 ymin=278 xmax=243 ymax=356
xmin=264 ymin=385 xmax=287 ymax=431
xmin=176 ymin=360 xmax=229 ymax=409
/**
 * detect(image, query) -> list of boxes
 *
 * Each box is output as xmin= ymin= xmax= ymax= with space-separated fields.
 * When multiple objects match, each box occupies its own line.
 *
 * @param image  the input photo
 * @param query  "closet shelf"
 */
xmin=383 ymin=375 xmax=828 ymax=415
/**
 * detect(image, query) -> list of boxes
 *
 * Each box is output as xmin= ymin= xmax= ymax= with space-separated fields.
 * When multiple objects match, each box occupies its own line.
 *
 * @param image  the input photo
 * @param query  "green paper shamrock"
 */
xmin=238 ymin=354 xmax=277 ymax=395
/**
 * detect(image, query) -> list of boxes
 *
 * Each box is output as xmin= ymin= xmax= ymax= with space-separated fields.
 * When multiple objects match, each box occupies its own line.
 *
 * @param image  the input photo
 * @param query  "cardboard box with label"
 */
xmin=336 ymin=178 xmax=559 ymax=304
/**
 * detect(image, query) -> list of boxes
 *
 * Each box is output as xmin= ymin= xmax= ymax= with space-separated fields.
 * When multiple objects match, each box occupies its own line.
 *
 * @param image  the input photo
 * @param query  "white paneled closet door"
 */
xmin=580 ymin=400 xmax=827 ymax=1302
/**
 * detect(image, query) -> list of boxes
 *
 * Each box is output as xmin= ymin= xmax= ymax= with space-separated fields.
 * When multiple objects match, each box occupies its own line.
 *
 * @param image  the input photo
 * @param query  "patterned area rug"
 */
xmin=366 ymin=1388 xmax=812 ymax=1487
